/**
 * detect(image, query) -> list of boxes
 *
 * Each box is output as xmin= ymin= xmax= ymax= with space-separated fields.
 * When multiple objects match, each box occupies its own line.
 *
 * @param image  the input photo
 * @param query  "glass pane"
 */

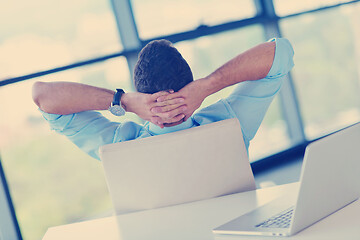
xmin=0 ymin=57 xmax=134 ymax=240
xmin=274 ymin=0 xmax=354 ymax=16
xmin=175 ymin=25 xmax=291 ymax=161
xmin=131 ymin=0 xmax=256 ymax=39
xmin=0 ymin=0 xmax=122 ymax=80
xmin=281 ymin=3 xmax=360 ymax=139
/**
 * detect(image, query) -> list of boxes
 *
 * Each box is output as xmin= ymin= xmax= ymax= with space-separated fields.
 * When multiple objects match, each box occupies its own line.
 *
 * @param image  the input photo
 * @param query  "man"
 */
xmin=32 ymin=38 xmax=294 ymax=160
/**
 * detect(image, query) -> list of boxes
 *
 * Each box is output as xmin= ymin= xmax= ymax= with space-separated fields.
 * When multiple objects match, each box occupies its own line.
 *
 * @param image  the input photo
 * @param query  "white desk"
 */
xmin=42 ymin=182 xmax=360 ymax=240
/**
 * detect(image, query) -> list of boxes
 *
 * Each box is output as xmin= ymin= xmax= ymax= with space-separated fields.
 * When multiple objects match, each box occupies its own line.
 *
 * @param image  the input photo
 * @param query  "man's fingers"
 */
xmin=151 ymin=90 xmax=174 ymax=101
xmin=150 ymin=116 xmax=164 ymax=128
xmin=155 ymin=106 xmax=187 ymax=119
xmin=150 ymin=113 xmax=184 ymax=127
xmin=164 ymin=114 xmax=185 ymax=123
xmin=151 ymin=103 xmax=186 ymax=115
xmin=156 ymin=92 xmax=182 ymax=102
xmin=150 ymin=91 xmax=170 ymax=103
xmin=153 ymin=98 xmax=184 ymax=108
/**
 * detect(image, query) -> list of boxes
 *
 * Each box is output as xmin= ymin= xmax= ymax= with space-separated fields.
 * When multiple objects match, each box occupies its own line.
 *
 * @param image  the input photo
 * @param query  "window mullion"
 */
xmin=255 ymin=0 xmax=306 ymax=145
xmin=110 ymin=0 xmax=141 ymax=89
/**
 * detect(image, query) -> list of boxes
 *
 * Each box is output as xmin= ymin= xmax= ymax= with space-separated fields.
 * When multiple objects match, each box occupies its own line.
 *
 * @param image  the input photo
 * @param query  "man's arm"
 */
xmin=32 ymin=81 xmax=114 ymax=114
xmin=32 ymin=81 xmax=186 ymax=126
xmin=152 ymin=40 xmax=277 ymax=120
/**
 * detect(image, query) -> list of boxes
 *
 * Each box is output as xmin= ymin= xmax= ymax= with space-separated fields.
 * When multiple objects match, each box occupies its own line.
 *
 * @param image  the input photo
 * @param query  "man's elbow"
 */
xmin=32 ymin=81 xmax=48 ymax=111
xmin=266 ymin=38 xmax=294 ymax=78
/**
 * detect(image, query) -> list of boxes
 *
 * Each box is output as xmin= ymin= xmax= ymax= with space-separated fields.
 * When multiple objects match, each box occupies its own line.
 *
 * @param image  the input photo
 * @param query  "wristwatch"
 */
xmin=109 ymin=89 xmax=126 ymax=116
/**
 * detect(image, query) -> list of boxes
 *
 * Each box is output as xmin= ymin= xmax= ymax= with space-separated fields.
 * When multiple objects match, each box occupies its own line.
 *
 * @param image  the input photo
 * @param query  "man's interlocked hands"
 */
xmin=122 ymin=89 xmax=186 ymax=128
xmin=127 ymin=79 xmax=208 ymax=128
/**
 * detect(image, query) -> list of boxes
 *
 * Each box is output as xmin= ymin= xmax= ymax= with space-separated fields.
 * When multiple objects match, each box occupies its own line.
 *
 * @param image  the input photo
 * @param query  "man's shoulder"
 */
xmin=193 ymin=99 xmax=234 ymax=124
xmin=113 ymin=120 xmax=150 ymax=142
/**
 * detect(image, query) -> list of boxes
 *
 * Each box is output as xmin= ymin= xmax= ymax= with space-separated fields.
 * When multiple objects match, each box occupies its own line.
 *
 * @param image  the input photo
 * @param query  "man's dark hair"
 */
xmin=134 ymin=39 xmax=193 ymax=94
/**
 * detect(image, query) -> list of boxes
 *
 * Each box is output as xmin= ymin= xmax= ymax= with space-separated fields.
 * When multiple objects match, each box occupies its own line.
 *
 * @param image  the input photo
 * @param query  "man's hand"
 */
xmin=121 ymin=91 xmax=188 ymax=128
xmin=151 ymin=79 xmax=208 ymax=121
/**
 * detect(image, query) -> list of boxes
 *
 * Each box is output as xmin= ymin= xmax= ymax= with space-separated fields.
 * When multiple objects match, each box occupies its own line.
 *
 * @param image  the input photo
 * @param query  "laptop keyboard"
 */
xmin=255 ymin=207 xmax=294 ymax=228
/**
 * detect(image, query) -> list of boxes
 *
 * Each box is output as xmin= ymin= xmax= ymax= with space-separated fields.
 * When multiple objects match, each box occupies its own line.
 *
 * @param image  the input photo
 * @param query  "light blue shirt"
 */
xmin=41 ymin=38 xmax=294 ymax=161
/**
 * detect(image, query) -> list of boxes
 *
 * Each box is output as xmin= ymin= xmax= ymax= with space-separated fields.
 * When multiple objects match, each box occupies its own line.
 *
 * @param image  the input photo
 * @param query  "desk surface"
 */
xmin=42 ymin=182 xmax=360 ymax=240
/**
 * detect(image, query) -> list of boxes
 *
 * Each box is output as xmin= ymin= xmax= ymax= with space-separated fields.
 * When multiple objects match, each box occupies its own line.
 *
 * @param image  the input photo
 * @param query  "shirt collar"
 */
xmin=146 ymin=118 xmax=194 ymax=135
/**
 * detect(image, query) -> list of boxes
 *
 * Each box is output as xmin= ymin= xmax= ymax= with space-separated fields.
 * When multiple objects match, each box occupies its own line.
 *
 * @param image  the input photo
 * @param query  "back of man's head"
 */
xmin=134 ymin=39 xmax=194 ymax=94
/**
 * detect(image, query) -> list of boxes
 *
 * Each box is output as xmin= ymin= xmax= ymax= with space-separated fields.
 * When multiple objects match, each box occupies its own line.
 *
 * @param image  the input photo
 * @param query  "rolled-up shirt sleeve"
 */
xmin=224 ymin=38 xmax=294 ymax=143
xmin=40 ymin=110 xmax=136 ymax=160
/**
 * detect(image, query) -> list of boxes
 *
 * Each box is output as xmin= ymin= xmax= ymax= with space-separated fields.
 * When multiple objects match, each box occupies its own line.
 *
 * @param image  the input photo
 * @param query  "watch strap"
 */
xmin=113 ymin=89 xmax=125 ymax=106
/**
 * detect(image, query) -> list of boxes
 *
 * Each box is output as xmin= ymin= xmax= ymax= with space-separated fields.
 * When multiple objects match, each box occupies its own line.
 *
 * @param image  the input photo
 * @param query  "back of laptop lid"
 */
xmin=100 ymin=118 xmax=256 ymax=215
xmin=291 ymin=123 xmax=360 ymax=234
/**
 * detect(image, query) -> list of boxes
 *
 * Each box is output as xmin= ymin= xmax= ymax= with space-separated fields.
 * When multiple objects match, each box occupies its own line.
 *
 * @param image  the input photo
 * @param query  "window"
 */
xmin=281 ymin=3 xmax=360 ymax=139
xmin=2 ymin=1 xmax=360 ymax=239
xmin=0 ymin=0 xmax=121 ymax=80
xmin=0 ymin=57 xmax=133 ymax=240
xmin=131 ymin=0 xmax=256 ymax=39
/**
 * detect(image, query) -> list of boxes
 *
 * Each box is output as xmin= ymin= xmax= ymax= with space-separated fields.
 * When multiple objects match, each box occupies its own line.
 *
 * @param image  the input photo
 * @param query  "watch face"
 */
xmin=110 ymin=105 xmax=125 ymax=116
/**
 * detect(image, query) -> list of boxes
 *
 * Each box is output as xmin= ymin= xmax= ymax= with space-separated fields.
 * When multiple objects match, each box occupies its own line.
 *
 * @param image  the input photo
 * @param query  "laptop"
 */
xmin=100 ymin=118 xmax=256 ymax=215
xmin=213 ymin=122 xmax=360 ymax=237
